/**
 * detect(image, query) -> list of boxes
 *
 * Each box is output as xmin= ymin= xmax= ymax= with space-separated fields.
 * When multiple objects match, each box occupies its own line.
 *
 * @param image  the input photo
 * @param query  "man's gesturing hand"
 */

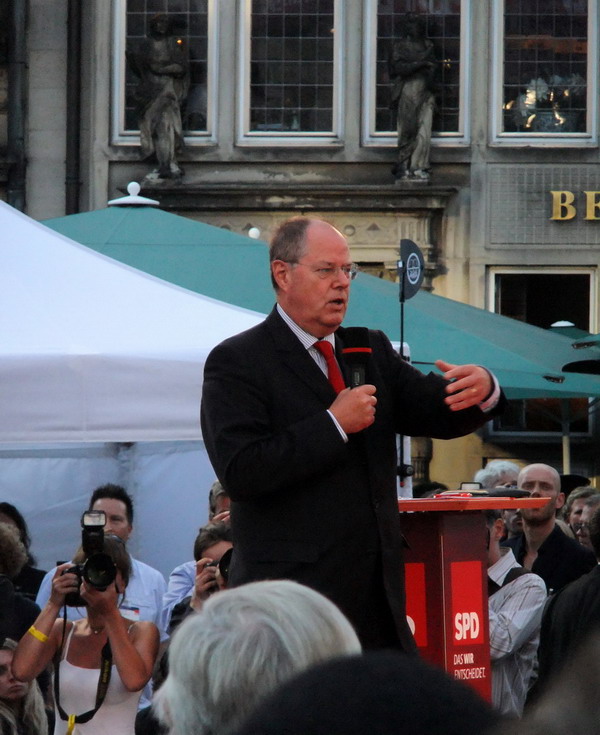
xmin=435 ymin=360 xmax=492 ymax=411
xmin=329 ymin=385 xmax=377 ymax=433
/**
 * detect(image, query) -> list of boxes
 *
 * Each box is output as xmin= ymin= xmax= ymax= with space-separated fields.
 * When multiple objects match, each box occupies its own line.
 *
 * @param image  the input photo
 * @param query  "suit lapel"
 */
xmin=264 ymin=308 xmax=338 ymax=403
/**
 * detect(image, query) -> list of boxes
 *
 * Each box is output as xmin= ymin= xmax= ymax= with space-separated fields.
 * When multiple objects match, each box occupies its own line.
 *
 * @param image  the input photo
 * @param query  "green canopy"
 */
xmin=45 ymin=205 xmax=600 ymax=401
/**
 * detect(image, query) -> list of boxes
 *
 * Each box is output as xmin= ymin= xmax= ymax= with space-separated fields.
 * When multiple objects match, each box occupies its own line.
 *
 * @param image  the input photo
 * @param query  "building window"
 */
xmin=113 ymin=0 xmax=216 ymax=145
xmin=237 ymin=0 xmax=342 ymax=143
xmin=364 ymin=0 xmax=467 ymax=145
xmin=490 ymin=269 xmax=594 ymax=435
xmin=493 ymin=0 xmax=596 ymax=142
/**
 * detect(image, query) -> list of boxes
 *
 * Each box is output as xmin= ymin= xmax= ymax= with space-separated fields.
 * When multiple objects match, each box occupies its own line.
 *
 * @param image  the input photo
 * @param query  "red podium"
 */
xmin=398 ymin=497 xmax=548 ymax=701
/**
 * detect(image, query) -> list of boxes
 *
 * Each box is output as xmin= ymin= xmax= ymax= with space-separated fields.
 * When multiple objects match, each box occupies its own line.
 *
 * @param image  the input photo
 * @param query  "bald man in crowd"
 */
xmin=503 ymin=463 xmax=596 ymax=594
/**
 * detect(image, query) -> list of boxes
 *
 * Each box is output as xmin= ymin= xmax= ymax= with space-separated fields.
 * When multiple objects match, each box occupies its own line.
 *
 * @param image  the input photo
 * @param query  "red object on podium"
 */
xmin=398 ymin=497 xmax=548 ymax=701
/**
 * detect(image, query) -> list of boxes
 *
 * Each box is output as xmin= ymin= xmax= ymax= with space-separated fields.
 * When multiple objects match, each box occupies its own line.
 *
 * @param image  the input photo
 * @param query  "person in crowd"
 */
xmin=511 ymin=632 xmax=600 ymax=735
xmin=208 ymin=480 xmax=231 ymax=522
xmin=161 ymin=481 xmax=230 ymax=620
xmin=560 ymin=485 xmax=597 ymax=534
xmin=0 ymin=502 xmax=46 ymax=601
xmin=35 ymin=485 xmax=167 ymax=709
xmin=501 ymin=508 xmax=523 ymax=540
xmin=574 ymin=494 xmax=600 ymax=551
xmin=233 ymin=650 xmax=501 ymax=735
xmin=153 ymin=580 xmax=361 ymax=735
xmin=559 ymin=473 xmax=590 ymax=501
xmin=13 ymin=535 xmax=159 ymax=735
xmin=201 ymin=216 xmax=504 ymax=651
xmin=134 ymin=654 xmax=169 ymax=735
xmin=534 ymin=504 xmax=600 ymax=695
xmin=502 ymin=463 xmax=596 ymax=593
xmin=163 ymin=521 xmax=232 ymax=633
xmin=36 ymin=485 xmax=167 ymax=639
xmin=485 ymin=510 xmax=546 ymax=716
xmin=474 ymin=459 xmax=520 ymax=490
xmin=0 ymin=638 xmax=49 ymax=735
xmin=0 ymin=523 xmax=40 ymax=642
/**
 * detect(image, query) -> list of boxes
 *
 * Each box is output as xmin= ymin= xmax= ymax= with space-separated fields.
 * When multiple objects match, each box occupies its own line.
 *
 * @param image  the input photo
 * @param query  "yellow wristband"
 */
xmin=67 ymin=714 xmax=76 ymax=735
xmin=28 ymin=625 xmax=49 ymax=643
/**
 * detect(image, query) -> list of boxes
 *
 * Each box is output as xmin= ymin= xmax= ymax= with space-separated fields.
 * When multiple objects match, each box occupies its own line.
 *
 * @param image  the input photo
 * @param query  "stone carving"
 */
xmin=388 ymin=14 xmax=436 ymax=182
xmin=127 ymin=14 xmax=189 ymax=182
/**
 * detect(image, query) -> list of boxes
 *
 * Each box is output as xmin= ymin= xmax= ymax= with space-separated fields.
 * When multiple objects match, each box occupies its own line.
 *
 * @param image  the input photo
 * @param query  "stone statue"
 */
xmin=388 ymin=14 xmax=436 ymax=181
xmin=127 ymin=14 xmax=189 ymax=182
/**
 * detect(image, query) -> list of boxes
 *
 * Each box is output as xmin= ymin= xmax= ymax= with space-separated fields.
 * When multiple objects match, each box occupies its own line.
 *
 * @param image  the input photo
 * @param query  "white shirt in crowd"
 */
xmin=488 ymin=547 xmax=547 ymax=717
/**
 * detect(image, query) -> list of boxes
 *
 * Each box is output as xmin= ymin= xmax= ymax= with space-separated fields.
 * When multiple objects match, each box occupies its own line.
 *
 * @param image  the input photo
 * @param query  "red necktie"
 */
xmin=314 ymin=340 xmax=346 ymax=394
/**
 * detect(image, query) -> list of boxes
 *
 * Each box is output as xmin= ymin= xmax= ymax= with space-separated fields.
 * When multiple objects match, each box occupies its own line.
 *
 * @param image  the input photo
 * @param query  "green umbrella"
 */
xmin=45 ymin=204 xmax=600 ymax=402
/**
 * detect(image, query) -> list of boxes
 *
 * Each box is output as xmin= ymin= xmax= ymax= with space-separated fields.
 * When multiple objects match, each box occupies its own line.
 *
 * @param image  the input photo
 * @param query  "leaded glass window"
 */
xmin=248 ymin=0 xmax=337 ymax=134
xmin=502 ymin=0 xmax=588 ymax=135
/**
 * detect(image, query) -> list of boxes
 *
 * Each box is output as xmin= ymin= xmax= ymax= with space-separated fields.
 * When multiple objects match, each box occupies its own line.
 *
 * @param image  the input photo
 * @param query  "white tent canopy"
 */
xmin=0 ymin=200 xmax=263 ymax=443
xmin=0 ymin=201 xmax=264 ymax=577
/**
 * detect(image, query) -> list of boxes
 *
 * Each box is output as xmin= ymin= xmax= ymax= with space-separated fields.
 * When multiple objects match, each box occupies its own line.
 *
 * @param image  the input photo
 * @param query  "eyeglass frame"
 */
xmin=284 ymin=260 xmax=359 ymax=281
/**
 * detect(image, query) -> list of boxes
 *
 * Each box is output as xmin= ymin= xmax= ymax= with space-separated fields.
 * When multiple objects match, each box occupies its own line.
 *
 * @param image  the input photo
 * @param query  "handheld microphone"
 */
xmin=341 ymin=327 xmax=372 ymax=388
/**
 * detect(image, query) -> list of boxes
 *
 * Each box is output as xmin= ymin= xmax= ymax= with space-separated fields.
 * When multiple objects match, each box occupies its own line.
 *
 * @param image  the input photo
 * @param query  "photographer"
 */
xmin=13 ymin=535 xmax=159 ymax=735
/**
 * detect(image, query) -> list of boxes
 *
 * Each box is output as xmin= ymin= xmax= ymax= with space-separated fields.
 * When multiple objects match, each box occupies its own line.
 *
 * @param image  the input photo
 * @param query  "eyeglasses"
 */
xmin=288 ymin=262 xmax=359 ymax=281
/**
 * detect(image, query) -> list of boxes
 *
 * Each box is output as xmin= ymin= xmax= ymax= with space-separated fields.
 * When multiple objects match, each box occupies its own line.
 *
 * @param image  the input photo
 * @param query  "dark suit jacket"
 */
xmin=535 ymin=564 xmax=600 ymax=692
xmin=503 ymin=525 xmax=596 ymax=594
xmin=200 ymin=308 xmax=501 ymax=650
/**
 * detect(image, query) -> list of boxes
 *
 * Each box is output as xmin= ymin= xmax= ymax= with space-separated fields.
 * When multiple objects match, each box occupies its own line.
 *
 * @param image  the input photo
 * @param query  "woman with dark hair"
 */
xmin=0 ymin=522 xmax=40 ymax=642
xmin=13 ymin=536 xmax=159 ymax=735
xmin=0 ymin=502 xmax=46 ymax=601
xmin=0 ymin=638 xmax=48 ymax=735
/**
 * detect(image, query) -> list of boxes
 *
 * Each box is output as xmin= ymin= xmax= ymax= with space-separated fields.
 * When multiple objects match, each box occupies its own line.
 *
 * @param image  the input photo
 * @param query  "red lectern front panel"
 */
xmin=399 ymin=497 xmax=548 ymax=701
xmin=402 ymin=510 xmax=490 ymax=699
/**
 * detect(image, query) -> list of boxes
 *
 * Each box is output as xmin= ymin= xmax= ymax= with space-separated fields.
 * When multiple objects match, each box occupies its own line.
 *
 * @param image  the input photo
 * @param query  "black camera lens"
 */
xmin=218 ymin=548 xmax=233 ymax=585
xmin=83 ymin=553 xmax=117 ymax=591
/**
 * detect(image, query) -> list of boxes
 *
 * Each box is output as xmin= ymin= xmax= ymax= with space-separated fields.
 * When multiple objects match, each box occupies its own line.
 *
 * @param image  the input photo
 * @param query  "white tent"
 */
xmin=0 ymin=201 xmax=265 ymax=577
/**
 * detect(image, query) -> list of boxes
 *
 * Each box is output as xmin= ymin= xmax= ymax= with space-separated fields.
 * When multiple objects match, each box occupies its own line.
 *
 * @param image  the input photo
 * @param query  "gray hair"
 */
xmin=561 ymin=485 xmax=598 ymax=522
xmin=584 ymin=494 xmax=600 ymax=511
xmin=208 ymin=480 xmax=229 ymax=518
xmin=153 ymin=579 xmax=361 ymax=735
xmin=268 ymin=217 xmax=313 ymax=290
xmin=474 ymin=460 xmax=520 ymax=490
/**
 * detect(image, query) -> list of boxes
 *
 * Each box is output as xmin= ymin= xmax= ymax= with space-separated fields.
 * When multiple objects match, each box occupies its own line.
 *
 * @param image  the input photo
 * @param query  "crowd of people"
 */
xmin=1 ymin=466 xmax=600 ymax=734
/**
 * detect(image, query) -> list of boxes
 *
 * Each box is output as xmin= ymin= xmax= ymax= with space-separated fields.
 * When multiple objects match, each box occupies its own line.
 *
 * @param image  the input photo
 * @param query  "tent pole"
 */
xmin=560 ymin=399 xmax=571 ymax=475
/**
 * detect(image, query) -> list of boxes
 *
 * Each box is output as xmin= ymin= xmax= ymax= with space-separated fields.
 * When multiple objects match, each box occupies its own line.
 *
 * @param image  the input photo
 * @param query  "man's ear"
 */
xmin=271 ymin=260 xmax=290 ymax=291
xmin=556 ymin=491 xmax=566 ymax=511
xmin=493 ymin=517 xmax=505 ymax=540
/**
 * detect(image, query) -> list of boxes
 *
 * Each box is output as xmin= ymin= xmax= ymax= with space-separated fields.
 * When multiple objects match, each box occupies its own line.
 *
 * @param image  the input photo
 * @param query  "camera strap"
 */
xmin=54 ymin=614 xmax=113 ymax=735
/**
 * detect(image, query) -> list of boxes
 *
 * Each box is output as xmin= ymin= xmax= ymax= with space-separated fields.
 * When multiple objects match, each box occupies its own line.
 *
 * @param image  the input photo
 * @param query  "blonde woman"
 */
xmin=0 ymin=638 xmax=48 ymax=735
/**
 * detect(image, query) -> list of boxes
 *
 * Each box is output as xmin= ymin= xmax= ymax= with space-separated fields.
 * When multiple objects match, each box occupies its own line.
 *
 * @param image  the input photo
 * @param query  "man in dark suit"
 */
xmin=201 ymin=217 xmax=502 ymax=651
xmin=534 ymin=505 xmax=600 ymax=696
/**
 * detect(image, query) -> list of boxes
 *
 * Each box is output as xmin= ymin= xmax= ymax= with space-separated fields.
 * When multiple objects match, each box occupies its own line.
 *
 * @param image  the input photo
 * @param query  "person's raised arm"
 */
xmin=82 ymin=583 xmax=159 ymax=692
xmin=13 ymin=563 xmax=78 ymax=681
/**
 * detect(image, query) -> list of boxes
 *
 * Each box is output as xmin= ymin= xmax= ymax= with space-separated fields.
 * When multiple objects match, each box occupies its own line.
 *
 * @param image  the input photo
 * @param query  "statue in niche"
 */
xmin=127 ymin=14 xmax=189 ymax=182
xmin=388 ymin=13 xmax=436 ymax=181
